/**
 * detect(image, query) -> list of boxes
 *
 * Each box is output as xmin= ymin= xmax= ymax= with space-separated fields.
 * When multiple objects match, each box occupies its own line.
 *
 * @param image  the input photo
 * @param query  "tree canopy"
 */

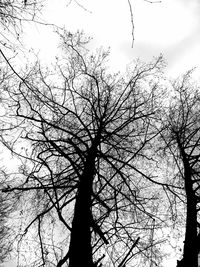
xmin=0 ymin=31 xmax=170 ymax=267
xmin=0 ymin=2 xmax=200 ymax=267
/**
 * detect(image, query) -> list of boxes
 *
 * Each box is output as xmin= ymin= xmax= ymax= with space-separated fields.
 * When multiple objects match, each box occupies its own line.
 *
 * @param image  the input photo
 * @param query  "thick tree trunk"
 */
xmin=183 ymin=171 xmax=197 ymax=267
xmin=68 ymin=142 xmax=98 ymax=267
xmin=68 ymin=179 xmax=93 ymax=267
xmin=177 ymin=137 xmax=198 ymax=267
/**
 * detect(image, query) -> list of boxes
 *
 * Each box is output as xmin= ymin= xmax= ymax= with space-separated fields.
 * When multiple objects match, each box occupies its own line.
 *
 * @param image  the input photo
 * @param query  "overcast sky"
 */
xmin=22 ymin=0 xmax=200 ymax=78
xmin=3 ymin=1 xmax=200 ymax=266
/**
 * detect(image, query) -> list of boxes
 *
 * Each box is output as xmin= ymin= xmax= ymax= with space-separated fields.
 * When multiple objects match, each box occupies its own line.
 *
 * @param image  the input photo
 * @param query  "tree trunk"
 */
xmin=177 ymin=137 xmax=198 ymax=267
xmin=183 ymin=169 xmax=197 ymax=267
xmin=68 ymin=142 xmax=98 ymax=267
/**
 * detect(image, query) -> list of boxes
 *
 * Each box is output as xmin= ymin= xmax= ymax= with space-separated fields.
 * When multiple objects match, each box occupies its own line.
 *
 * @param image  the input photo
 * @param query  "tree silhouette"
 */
xmin=159 ymin=71 xmax=200 ymax=267
xmin=1 ymin=32 xmax=165 ymax=266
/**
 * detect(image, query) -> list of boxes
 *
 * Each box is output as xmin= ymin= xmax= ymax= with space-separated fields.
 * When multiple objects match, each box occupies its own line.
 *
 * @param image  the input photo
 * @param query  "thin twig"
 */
xmin=127 ymin=0 xmax=134 ymax=47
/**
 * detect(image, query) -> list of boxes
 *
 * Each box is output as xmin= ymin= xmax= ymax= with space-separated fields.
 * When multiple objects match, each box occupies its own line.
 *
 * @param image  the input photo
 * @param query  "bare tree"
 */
xmin=158 ymin=71 xmax=200 ymax=267
xmin=0 ymin=31 xmax=166 ymax=267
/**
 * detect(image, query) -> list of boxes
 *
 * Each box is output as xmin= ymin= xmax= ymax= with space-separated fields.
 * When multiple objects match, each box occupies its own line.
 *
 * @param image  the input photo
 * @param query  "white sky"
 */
xmin=3 ymin=0 xmax=200 ymax=266
xmin=22 ymin=0 xmax=200 ymax=77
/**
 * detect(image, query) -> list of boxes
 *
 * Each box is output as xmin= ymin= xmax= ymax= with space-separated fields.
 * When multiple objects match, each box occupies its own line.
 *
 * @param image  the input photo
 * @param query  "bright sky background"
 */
xmin=22 ymin=0 xmax=200 ymax=77
xmin=3 ymin=0 xmax=200 ymax=266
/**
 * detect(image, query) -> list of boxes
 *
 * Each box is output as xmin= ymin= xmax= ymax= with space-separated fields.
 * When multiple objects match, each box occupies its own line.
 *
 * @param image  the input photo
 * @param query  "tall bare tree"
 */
xmin=0 ymin=32 xmax=166 ymax=267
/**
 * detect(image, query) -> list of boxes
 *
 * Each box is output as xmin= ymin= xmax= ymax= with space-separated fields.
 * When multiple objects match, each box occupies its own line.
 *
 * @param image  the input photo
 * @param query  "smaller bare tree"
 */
xmin=159 ymin=71 xmax=200 ymax=267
